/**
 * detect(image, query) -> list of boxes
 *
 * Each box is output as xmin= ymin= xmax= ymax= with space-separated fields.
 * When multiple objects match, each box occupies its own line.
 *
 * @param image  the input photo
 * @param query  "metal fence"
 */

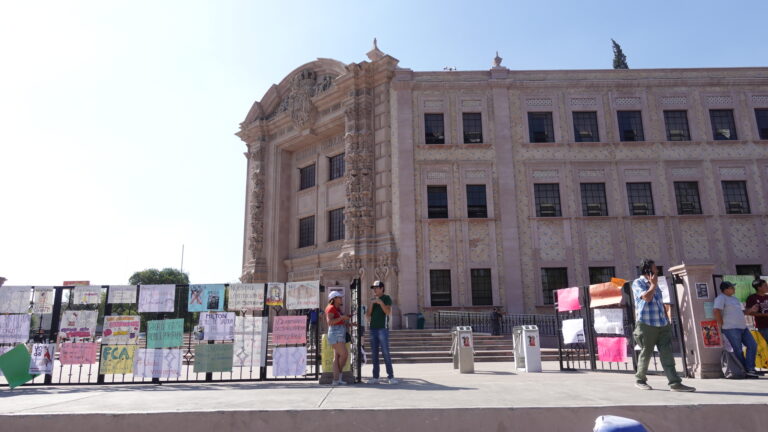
xmin=433 ymin=310 xmax=558 ymax=336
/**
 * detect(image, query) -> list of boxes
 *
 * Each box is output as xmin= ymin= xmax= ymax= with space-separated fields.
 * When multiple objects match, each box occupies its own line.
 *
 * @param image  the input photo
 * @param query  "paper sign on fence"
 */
xmin=59 ymin=343 xmax=98 ymax=365
xmin=233 ymin=316 xmax=267 ymax=367
xmin=556 ymin=287 xmax=581 ymax=312
xmin=188 ymin=284 xmax=225 ymax=312
xmin=285 ymin=281 xmax=319 ymax=310
xmin=100 ymin=345 xmax=137 ymax=374
xmin=0 ymin=286 xmax=31 ymax=313
xmin=272 ymin=316 xmax=307 ymax=345
xmin=138 ymin=284 xmax=176 ymax=313
xmin=194 ymin=343 xmax=234 ymax=373
xmin=0 ymin=314 xmax=31 ymax=343
xmin=589 ymin=281 xmax=623 ymax=308
xmin=0 ymin=345 xmax=17 ymax=376
xmin=29 ymin=343 xmax=55 ymax=374
xmin=656 ymin=276 xmax=673 ymax=304
xmin=0 ymin=345 xmax=37 ymax=389
xmin=103 ymin=316 xmax=140 ymax=344
xmin=597 ymin=337 xmax=627 ymax=362
xmin=266 ymin=283 xmax=284 ymax=307
xmin=272 ymin=346 xmax=307 ymax=377
xmin=147 ymin=318 xmax=184 ymax=348
xmin=108 ymin=285 xmax=137 ymax=304
xmin=227 ymin=283 xmax=264 ymax=311
xmin=72 ymin=286 xmax=101 ymax=305
xmin=561 ymin=318 xmax=585 ymax=344
xmin=60 ymin=310 xmax=98 ymax=340
xmin=593 ymin=308 xmax=624 ymax=335
xmin=199 ymin=312 xmax=235 ymax=341
xmin=133 ymin=348 xmax=182 ymax=378
xmin=32 ymin=287 xmax=54 ymax=314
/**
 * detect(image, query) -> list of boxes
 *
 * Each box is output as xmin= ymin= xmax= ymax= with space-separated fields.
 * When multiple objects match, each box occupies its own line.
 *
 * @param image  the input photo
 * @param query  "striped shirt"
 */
xmin=632 ymin=276 xmax=669 ymax=327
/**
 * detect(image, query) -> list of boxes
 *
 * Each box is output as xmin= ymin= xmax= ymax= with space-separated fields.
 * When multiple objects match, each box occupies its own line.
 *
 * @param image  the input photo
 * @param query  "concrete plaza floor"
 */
xmin=2 ymin=361 xmax=767 ymax=431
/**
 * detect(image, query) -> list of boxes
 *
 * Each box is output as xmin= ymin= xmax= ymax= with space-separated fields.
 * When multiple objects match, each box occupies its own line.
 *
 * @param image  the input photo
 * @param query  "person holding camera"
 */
xmin=366 ymin=280 xmax=398 ymax=384
xmin=632 ymin=258 xmax=695 ymax=392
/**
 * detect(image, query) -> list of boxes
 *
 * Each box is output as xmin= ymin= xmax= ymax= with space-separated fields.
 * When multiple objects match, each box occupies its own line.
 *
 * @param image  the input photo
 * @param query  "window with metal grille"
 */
xmin=328 ymin=208 xmax=344 ymax=242
xmin=298 ymin=216 xmax=315 ymax=248
xmin=528 ymin=112 xmax=555 ymax=143
xmin=425 ymin=114 xmax=445 ymax=144
xmin=534 ymin=183 xmax=562 ymax=217
xmin=626 ymin=182 xmax=655 ymax=216
xmin=427 ymin=186 xmax=448 ymax=219
xmin=589 ymin=267 xmax=616 ymax=284
xmin=430 ymin=269 xmax=452 ymax=306
xmin=541 ymin=268 xmax=568 ymax=305
xmin=471 ymin=269 xmax=493 ymax=306
xmin=580 ymin=183 xmax=608 ymax=216
xmin=674 ymin=182 xmax=702 ymax=215
xmin=617 ymin=111 xmax=645 ymax=141
xmin=756 ymin=109 xmax=768 ymax=140
xmin=463 ymin=112 xmax=483 ymax=143
xmin=573 ymin=111 xmax=600 ymax=142
xmin=722 ymin=181 xmax=750 ymax=214
xmin=328 ymin=153 xmax=345 ymax=181
xmin=663 ymin=110 xmax=691 ymax=141
xmin=736 ymin=265 xmax=763 ymax=277
xmin=466 ymin=184 xmax=487 ymax=218
xmin=299 ymin=164 xmax=316 ymax=190
xmin=710 ymin=109 xmax=738 ymax=140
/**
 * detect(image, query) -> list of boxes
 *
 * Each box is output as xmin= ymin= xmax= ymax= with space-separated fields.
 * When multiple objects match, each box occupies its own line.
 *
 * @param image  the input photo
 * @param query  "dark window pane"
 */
xmin=528 ymin=112 xmax=555 ymax=143
xmin=736 ymin=265 xmax=763 ymax=277
xmin=663 ymin=110 xmax=691 ymax=141
xmin=541 ymin=268 xmax=568 ymax=305
xmin=299 ymin=164 xmax=316 ymax=190
xmin=626 ymin=183 xmax=655 ymax=216
xmin=328 ymin=208 xmax=345 ymax=242
xmin=674 ymin=182 xmax=702 ymax=215
xmin=425 ymin=114 xmax=445 ymax=144
xmin=471 ymin=269 xmax=493 ymax=306
xmin=580 ymin=183 xmax=608 ymax=216
xmin=430 ymin=269 xmax=452 ymax=306
xmin=466 ymin=185 xmax=487 ymax=218
xmin=534 ymin=184 xmax=561 ymax=217
xmin=428 ymin=186 xmax=449 ymax=219
xmin=589 ymin=267 xmax=616 ymax=284
xmin=329 ymin=153 xmax=345 ymax=181
xmin=756 ymin=109 xmax=768 ymax=140
xmin=573 ymin=111 xmax=600 ymax=142
xmin=463 ymin=112 xmax=483 ymax=143
xmin=617 ymin=111 xmax=645 ymax=141
xmin=722 ymin=181 xmax=750 ymax=214
xmin=298 ymin=216 xmax=315 ymax=248
xmin=710 ymin=109 xmax=738 ymax=140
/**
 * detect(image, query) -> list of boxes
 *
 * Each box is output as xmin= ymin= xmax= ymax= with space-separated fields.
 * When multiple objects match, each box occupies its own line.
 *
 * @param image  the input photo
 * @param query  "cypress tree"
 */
xmin=611 ymin=39 xmax=629 ymax=69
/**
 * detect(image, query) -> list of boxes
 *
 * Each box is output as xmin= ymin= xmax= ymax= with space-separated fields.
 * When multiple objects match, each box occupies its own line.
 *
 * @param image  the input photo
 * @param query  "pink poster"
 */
xmin=556 ymin=287 xmax=581 ymax=312
xmin=59 ymin=342 xmax=99 ymax=365
xmin=272 ymin=316 xmax=307 ymax=345
xmin=597 ymin=337 xmax=627 ymax=363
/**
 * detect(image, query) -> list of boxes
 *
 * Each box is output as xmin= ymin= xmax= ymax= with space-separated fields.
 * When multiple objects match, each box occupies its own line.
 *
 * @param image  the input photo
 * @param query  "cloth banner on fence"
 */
xmin=596 ymin=336 xmax=627 ymax=362
xmin=29 ymin=343 xmax=55 ymax=374
xmin=188 ymin=284 xmax=225 ymax=312
xmin=285 ymin=281 xmax=319 ymax=310
xmin=100 ymin=345 xmax=137 ymax=374
xmin=272 ymin=346 xmax=307 ymax=377
xmin=103 ymin=316 xmax=141 ymax=344
xmin=199 ymin=312 xmax=235 ymax=341
xmin=0 ymin=314 xmax=31 ymax=343
xmin=133 ymin=348 xmax=182 ymax=379
xmin=556 ymin=287 xmax=581 ymax=312
xmin=194 ymin=343 xmax=234 ymax=373
xmin=108 ymin=285 xmax=137 ymax=304
xmin=589 ymin=279 xmax=625 ymax=308
xmin=561 ymin=318 xmax=585 ymax=344
xmin=0 ymin=286 xmax=31 ymax=313
xmin=72 ymin=286 xmax=101 ymax=305
xmin=272 ymin=316 xmax=307 ymax=345
xmin=700 ymin=320 xmax=722 ymax=348
xmin=593 ymin=308 xmax=624 ymax=335
xmin=138 ymin=284 xmax=176 ymax=313
xmin=233 ymin=316 xmax=267 ymax=367
xmin=147 ymin=318 xmax=184 ymax=348
xmin=60 ymin=310 xmax=98 ymax=339
xmin=59 ymin=342 xmax=98 ymax=365
xmin=227 ymin=283 xmax=264 ymax=311
xmin=0 ymin=345 xmax=37 ymax=389
xmin=266 ymin=283 xmax=284 ymax=307
xmin=32 ymin=287 xmax=54 ymax=314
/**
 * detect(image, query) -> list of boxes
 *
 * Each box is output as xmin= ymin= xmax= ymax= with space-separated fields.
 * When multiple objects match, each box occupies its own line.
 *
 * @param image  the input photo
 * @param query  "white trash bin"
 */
xmin=451 ymin=326 xmax=474 ymax=373
xmin=513 ymin=325 xmax=542 ymax=372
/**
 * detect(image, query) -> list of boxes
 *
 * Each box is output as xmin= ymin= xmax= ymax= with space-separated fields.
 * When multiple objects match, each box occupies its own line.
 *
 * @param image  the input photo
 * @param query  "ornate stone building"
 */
xmin=238 ymin=42 xmax=768 ymax=324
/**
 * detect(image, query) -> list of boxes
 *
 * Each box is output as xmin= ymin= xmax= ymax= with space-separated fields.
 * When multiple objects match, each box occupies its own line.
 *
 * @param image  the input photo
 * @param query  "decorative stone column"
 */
xmin=239 ymin=124 xmax=268 ymax=283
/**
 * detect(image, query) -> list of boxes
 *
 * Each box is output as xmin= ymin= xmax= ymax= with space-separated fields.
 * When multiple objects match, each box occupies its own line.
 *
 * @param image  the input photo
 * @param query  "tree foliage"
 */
xmin=611 ymin=39 xmax=629 ymax=69
xmin=128 ymin=268 xmax=189 ymax=285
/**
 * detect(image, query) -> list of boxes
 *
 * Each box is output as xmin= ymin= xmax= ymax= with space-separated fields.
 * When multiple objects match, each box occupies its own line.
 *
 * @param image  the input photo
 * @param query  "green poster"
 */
xmin=194 ymin=343 xmax=234 ymax=373
xmin=723 ymin=275 xmax=755 ymax=303
xmin=0 ymin=345 xmax=37 ymax=389
xmin=146 ymin=319 xmax=184 ymax=349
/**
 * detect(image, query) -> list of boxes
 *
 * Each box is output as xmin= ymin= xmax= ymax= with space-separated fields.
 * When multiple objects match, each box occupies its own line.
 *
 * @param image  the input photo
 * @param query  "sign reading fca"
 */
xmin=103 ymin=346 xmax=131 ymax=360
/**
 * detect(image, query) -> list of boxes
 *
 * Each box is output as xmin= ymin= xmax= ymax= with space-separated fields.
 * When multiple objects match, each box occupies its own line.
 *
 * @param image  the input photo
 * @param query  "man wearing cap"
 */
xmin=366 ymin=280 xmax=398 ymax=384
xmin=715 ymin=280 xmax=759 ymax=378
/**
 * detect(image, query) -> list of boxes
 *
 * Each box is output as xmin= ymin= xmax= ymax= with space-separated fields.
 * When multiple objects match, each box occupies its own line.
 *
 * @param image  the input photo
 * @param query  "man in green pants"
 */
xmin=632 ymin=258 xmax=695 ymax=392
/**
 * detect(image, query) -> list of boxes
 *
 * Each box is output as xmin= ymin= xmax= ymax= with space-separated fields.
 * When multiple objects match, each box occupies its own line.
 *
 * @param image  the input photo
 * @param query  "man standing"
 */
xmin=715 ymin=281 xmax=759 ymax=378
xmin=746 ymin=278 xmax=768 ymax=344
xmin=366 ymin=280 xmax=398 ymax=384
xmin=632 ymin=259 xmax=695 ymax=392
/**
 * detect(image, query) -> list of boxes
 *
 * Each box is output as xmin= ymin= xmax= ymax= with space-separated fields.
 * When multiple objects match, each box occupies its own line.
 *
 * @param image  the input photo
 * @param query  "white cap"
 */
xmin=328 ymin=291 xmax=343 ymax=300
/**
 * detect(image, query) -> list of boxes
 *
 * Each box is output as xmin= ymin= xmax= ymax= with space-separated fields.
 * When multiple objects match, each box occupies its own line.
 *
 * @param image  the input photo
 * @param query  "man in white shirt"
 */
xmin=714 ymin=281 xmax=759 ymax=378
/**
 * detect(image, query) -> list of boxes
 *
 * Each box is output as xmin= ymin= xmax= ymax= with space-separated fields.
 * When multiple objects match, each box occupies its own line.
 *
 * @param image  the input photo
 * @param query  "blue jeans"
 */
xmin=722 ymin=328 xmax=757 ymax=372
xmin=370 ymin=328 xmax=394 ymax=379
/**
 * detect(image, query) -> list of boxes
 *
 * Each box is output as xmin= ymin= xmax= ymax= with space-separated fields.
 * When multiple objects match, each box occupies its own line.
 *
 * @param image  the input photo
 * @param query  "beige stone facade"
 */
xmin=238 ymin=44 xmax=768 ymax=324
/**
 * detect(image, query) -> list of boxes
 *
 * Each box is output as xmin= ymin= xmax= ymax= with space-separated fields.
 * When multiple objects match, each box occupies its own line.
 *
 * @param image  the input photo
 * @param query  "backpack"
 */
xmin=721 ymin=350 xmax=746 ymax=379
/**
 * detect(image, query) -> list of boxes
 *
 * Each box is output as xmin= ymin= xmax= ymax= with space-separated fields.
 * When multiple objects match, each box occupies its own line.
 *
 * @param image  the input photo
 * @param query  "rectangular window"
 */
xmin=328 ymin=208 xmax=345 ymax=242
xmin=429 ymin=269 xmax=452 ymax=306
xmin=580 ymin=183 xmax=608 ymax=216
xmin=534 ymin=183 xmax=562 ymax=217
xmin=328 ymin=153 xmax=345 ymax=181
xmin=736 ymin=265 xmax=763 ymax=277
xmin=617 ymin=111 xmax=645 ymax=141
xmin=462 ymin=112 xmax=483 ymax=143
xmin=573 ymin=111 xmax=600 ymax=142
xmin=528 ymin=112 xmax=555 ymax=143
xmin=298 ymin=216 xmax=315 ymax=248
xmin=425 ymin=114 xmax=445 ymax=144
xmin=427 ymin=186 xmax=449 ymax=219
xmin=756 ymin=109 xmax=768 ymax=140
xmin=470 ymin=269 xmax=493 ymax=306
xmin=710 ymin=109 xmax=738 ymax=140
xmin=674 ymin=182 xmax=702 ymax=215
xmin=722 ymin=181 xmax=750 ymax=214
xmin=466 ymin=185 xmax=488 ymax=218
xmin=626 ymin=182 xmax=655 ymax=216
xmin=663 ymin=110 xmax=691 ymax=141
xmin=589 ymin=267 xmax=616 ymax=284
xmin=299 ymin=164 xmax=316 ymax=190
xmin=541 ymin=268 xmax=568 ymax=305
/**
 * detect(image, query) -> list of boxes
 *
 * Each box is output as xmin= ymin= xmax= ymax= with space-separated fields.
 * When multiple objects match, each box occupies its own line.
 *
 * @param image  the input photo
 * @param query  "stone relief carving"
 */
xmin=468 ymin=223 xmax=491 ymax=262
xmin=247 ymin=140 xmax=266 ymax=260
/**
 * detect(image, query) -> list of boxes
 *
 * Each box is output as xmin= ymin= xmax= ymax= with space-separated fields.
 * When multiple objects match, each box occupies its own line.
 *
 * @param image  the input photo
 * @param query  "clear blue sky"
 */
xmin=1 ymin=0 xmax=765 ymax=285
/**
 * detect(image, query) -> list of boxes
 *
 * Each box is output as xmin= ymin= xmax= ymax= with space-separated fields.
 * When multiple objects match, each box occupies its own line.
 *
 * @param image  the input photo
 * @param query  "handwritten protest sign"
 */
xmin=103 ymin=316 xmax=140 ymax=344
xmin=99 ymin=345 xmax=137 ymax=374
xmin=108 ymin=285 xmax=137 ymax=304
xmin=233 ymin=316 xmax=267 ymax=367
xmin=147 ymin=319 xmax=184 ymax=348
xmin=597 ymin=337 xmax=627 ymax=362
xmin=593 ymin=309 xmax=624 ymax=335
xmin=561 ymin=318 xmax=585 ymax=344
xmin=227 ymin=283 xmax=264 ymax=311
xmin=199 ymin=312 xmax=235 ymax=341
xmin=272 ymin=316 xmax=307 ymax=345
xmin=272 ymin=346 xmax=307 ymax=377
xmin=133 ymin=348 xmax=182 ymax=378
xmin=285 ymin=281 xmax=319 ymax=310
xmin=72 ymin=286 xmax=101 ymax=305
xmin=59 ymin=342 xmax=98 ymax=365
xmin=194 ymin=343 xmax=234 ymax=373
xmin=0 ymin=286 xmax=30 ymax=313
xmin=188 ymin=284 xmax=225 ymax=312
xmin=0 ymin=314 xmax=31 ymax=343
xmin=138 ymin=284 xmax=175 ymax=313
xmin=60 ymin=311 xmax=98 ymax=339
xmin=29 ymin=343 xmax=55 ymax=374
xmin=265 ymin=283 xmax=284 ymax=307
xmin=556 ymin=287 xmax=581 ymax=312
xmin=32 ymin=287 xmax=54 ymax=314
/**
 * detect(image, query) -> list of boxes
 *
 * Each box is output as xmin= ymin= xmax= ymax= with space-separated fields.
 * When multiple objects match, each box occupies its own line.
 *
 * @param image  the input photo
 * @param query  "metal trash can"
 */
xmin=451 ymin=326 xmax=474 ymax=373
xmin=513 ymin=325 xmax=542 ymax=372
xmin=404 ymin=313 xmax=418 ymax=329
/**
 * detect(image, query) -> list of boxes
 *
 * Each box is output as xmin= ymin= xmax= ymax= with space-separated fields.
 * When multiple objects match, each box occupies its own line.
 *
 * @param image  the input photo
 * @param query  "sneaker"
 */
xmin=746 ymin=370 xmax=759 ymax=379
xmin=386 ymin=378 xmax=399 ymax=384
xmin=336 ymin=379 xmax=349 ymax=385
xmin=634 ymin=381 xmax=652 ymax=390
xmin=669 ymin=383 xmax=696 ymax=392
xmin=366 ymin=378 xmax=380 ymax=384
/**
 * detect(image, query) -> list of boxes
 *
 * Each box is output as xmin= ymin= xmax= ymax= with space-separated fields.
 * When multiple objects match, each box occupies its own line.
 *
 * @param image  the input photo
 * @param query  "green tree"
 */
xmin=129 ymin=268 xmax=189 ymax=285
xmin=611 ymin=39 xmax=629 ymax=69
